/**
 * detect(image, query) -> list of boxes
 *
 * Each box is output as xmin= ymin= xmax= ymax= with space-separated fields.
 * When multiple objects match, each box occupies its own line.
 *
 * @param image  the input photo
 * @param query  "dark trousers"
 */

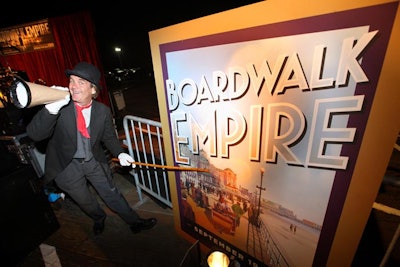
xmin=55 ymin=158 xmax=140 ymax=224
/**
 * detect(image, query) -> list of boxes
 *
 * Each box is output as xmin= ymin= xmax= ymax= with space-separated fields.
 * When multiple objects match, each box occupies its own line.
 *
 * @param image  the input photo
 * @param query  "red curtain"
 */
xmin=0 ymin=11 xmax=110 ymax=105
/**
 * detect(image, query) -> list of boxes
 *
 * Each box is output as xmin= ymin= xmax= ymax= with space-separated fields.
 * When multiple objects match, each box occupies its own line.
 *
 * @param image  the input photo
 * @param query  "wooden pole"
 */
xmin=111 ymin=158 xmax=209 ymax=172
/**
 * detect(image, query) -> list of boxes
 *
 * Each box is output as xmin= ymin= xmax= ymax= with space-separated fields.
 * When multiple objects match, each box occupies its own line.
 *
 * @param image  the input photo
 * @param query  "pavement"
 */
xmin=18 ymin=172 xmax=193 ymax=267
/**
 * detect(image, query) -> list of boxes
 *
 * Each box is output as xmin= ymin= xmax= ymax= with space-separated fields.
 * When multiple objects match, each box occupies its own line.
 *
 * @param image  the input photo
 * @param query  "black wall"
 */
xmin=0 ymin=165 xmax=59 ymax=266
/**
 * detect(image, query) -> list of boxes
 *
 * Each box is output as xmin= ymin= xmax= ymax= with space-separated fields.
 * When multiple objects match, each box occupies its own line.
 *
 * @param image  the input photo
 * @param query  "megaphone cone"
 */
xmin=10 ymin=76 xmax=69 ymax=108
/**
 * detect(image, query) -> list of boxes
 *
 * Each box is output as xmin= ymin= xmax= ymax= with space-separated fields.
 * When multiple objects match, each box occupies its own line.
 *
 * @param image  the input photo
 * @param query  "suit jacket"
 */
xmin=27 ymin=100 xmax=123 ymax=184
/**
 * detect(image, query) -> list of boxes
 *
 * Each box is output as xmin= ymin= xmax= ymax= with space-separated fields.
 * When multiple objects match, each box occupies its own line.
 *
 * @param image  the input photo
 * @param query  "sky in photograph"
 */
xmin=165 ymin=24 xmax=368 ymax=225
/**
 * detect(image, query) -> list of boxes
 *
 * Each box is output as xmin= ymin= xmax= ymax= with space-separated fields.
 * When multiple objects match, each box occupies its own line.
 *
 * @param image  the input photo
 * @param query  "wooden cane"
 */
xmin=112 ymin=158 xmax=209 ymax=172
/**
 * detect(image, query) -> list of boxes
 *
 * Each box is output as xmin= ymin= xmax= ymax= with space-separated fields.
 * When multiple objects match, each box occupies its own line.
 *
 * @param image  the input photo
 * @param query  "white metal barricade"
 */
xmin=122 ymin=115 xmax=172 ymax=208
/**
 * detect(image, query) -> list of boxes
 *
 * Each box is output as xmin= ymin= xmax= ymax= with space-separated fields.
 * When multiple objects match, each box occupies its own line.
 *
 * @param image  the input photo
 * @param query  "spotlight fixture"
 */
xmin=207 ymin=250 xmax=230 ymax=267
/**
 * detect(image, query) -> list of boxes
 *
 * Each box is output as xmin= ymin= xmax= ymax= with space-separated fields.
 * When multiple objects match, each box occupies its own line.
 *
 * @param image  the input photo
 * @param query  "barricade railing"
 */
xmin=376 ymin=137 xmax=400 ymax=267
xmin=372 ymin=202 xmax=400 ymax=267
xmin=122 ymin=115 xmax=172 ymax=208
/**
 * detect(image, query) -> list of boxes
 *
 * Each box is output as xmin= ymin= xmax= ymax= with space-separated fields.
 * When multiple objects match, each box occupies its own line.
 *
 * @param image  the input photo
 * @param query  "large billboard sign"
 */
xmin=0 ymin=19 xmax=55 ymax=55
xmin=150 ymin=1 xmax=400 ymax=266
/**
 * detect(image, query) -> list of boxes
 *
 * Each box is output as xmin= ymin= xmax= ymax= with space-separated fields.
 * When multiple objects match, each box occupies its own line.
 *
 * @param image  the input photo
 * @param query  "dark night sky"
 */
xmin=0 ymin=1 xmax=261 ymax=71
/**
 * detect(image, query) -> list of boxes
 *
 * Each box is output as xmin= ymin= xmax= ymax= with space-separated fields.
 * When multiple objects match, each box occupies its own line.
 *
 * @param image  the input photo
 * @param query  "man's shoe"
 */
xmin=130 ymin=218 xmax=157 ymax=233
xmin=93 ymin=220 xmax=105 ymax=235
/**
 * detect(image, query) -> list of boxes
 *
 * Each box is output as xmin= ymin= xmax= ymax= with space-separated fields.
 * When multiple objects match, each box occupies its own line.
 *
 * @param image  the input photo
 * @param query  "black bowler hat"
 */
xmin=65 ymin=62 xmax=101 ymax=89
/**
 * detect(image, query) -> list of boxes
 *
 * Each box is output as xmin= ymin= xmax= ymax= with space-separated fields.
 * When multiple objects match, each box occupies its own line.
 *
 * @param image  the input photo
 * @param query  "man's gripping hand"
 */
xmin=118 ymin=153 xmax=136 ymax=167
xmin=45 ymin=94 xmax=70 ymax=115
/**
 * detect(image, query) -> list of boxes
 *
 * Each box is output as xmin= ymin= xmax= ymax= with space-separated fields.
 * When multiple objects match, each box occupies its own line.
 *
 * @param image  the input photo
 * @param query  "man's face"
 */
xmin=68 ymin=75 xmax=95 ymax=106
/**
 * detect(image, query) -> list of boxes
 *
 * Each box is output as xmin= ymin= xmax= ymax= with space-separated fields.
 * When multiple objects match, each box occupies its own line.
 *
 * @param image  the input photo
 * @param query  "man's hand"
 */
xmin=45 ymin=94 xmax=70 ymax=115
xmin=118 ymin=153 xmax=136 ymax=167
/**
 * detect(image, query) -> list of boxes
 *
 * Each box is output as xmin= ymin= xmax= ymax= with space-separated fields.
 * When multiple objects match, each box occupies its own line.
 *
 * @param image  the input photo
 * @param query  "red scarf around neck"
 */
xmin=75 ymin=102 xmax=91 ymax=138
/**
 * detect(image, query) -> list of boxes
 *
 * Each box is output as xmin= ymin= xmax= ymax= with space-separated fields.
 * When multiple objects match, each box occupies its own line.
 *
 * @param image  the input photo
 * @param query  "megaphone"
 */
xmin=9 ymin=76 xmax=69 ymax=108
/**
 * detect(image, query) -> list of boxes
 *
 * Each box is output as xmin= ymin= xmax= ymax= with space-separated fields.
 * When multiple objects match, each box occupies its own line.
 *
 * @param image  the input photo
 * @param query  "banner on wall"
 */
xmin=159 ymin=2 xmax=398 ymax=267
xmin=0 ymin=19 xmax=55 ymax=55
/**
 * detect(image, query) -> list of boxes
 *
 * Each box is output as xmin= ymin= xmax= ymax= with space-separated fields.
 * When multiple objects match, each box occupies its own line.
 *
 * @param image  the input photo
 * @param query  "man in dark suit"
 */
xmin=26 ymin=62 xmax=157 ymax=235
